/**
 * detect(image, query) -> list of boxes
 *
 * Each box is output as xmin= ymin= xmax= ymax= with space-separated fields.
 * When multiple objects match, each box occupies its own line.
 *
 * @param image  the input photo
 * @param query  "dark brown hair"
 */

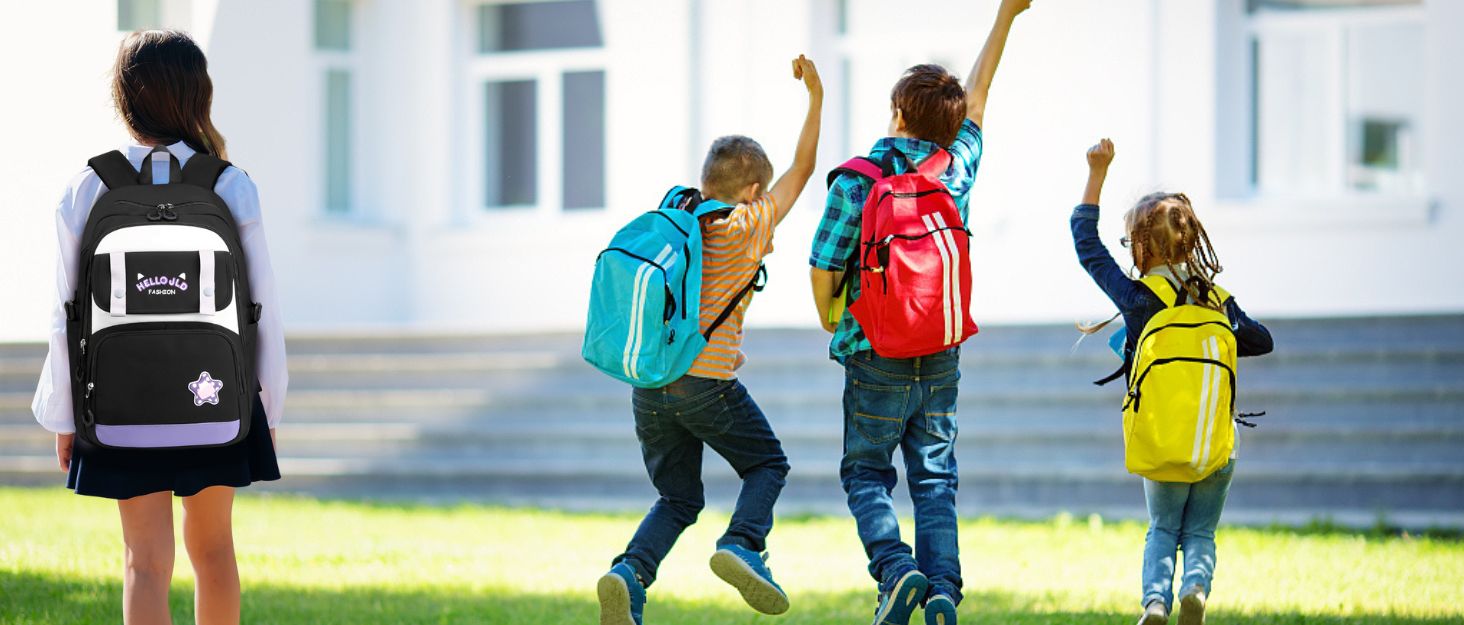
xmin=701 ymin=135 xmax=773 ymax=200
xmin=112 ymin=30 xmax=227 ymax=159
xmin=890 ymin=64 xmax=967 ymax=147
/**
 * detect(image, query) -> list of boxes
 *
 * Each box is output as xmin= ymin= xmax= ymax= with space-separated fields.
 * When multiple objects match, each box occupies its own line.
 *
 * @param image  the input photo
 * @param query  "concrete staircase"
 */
xmin=3 ymin=315 xmax=1462 ymax=527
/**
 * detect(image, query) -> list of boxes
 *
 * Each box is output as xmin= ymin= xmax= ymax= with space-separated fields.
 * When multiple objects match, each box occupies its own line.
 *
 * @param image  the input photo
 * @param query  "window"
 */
xmin=1244 ymin=0 xmax=1425 ymax=198
xmin=324 ymin=70 xmax=352 ymax=214
xmin=562 ymin=70 xmax=606 ymax=210
xmin=117 ymin=0 xmax=188 ymax=31
xmin=477 ymin=1 xmax=602 ymax=52
xmin=484 ymin=80 xmax=538 ymax=207
xmin=315 ymin=0 xmax=352 ymax=51
xmin=315 ymin=0 xmax=356 ymax=215
xmin=117 ymin=0 xmax=160 ymax=30
xmin=469 ymin=1 xmax=607 ymax=213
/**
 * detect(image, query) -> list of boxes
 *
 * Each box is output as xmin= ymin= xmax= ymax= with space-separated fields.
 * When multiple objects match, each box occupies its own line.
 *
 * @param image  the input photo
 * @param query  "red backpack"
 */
xmin=828 ymin=148 xmax=977 ymax=358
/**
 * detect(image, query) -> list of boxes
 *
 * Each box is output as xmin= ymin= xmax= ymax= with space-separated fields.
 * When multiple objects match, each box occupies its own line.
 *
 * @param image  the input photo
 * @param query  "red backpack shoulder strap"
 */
xmin=825 ymin=156 xmax=883 ymax=189
xmin=916 ymin=148 xmax=952 ymax=180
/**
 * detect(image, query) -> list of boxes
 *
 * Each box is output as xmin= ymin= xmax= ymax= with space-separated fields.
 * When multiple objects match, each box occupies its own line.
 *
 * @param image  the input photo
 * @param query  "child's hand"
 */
xmin=1000 ymin=0 xmax=1033 ymax=18
xmin=792 ymin=54 xmax=822 ymax=99
xmin=1087 ymin=138 xmax=1115 ymax=171
xmin=56 ymin=433 xmax=73 ymax=472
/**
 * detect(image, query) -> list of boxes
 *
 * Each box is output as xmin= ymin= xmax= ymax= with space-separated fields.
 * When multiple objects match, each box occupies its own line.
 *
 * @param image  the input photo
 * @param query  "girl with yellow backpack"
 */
xmin=1070 ymin=139 xmax=1273 ymax=625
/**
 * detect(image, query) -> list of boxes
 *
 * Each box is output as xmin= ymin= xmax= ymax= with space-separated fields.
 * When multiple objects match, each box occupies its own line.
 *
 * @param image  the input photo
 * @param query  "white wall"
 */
xmin=2 ymin=0 xmax=1460 ymax=343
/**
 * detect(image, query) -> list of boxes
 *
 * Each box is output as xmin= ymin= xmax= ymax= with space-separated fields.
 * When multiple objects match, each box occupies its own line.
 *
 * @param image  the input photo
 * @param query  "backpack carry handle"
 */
xmin=138 ymin=146 xmax=183 ymax=185
xmin=88 ymin=148 xmax=231 ymax=191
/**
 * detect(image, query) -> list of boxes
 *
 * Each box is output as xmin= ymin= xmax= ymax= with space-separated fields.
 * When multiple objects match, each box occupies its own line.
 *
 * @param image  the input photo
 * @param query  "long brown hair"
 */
xmin=1077 ymin=192 xmax=1225 ymax=335
xmin=112 ymin=30 xmax=227 ymax=159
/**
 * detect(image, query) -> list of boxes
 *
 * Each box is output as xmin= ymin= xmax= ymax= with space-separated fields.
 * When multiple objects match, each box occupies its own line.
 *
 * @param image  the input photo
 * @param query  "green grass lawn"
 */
xmin=1 ymin=487 xmax=1461 ymax=624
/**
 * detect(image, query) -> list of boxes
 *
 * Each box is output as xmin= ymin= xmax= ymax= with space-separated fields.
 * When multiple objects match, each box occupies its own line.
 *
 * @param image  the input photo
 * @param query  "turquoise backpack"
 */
xmin=582 ymin=187 xmax=766 ymax=388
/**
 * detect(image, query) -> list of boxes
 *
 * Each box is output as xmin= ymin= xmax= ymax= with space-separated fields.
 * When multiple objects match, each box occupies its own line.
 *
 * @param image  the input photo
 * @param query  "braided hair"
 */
xmin=1124 ymin=192 xmax=1224 ymax=310
xmin=1076 ymin=192 xmax=1224 ymax=336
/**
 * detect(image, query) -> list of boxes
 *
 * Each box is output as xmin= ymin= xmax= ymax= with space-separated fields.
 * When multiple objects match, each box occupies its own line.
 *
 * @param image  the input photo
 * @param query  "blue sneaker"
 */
xmin=871 ymin=569 xmax=929 ymax=625
xmin=597 ymin=563 xmax=645 ymax=625
xmin=924 ymin=593 xmax=956 ymax=625
xmin=709 ymin=544 xmax=790 ymax=615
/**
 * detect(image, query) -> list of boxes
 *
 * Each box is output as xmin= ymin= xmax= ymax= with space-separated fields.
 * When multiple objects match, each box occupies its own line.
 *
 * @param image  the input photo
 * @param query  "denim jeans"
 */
xmin=1141 ymin=460 xmax=1236 ymax=610
xmin=614 ymin=375 xmax=789 ymax=586
xmin=840 ymin=349 xmax=962 ymax=604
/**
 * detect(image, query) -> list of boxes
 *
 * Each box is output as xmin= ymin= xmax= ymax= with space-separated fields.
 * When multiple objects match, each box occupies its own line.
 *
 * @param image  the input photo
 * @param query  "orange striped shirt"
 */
xmin=686 ymin=196 xmax=777 ymax=379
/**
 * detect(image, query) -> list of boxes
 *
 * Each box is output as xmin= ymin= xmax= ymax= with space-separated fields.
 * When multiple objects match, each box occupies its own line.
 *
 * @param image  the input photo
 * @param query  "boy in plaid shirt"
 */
xmin=808 ymin=2 xmax=1033 ymax=624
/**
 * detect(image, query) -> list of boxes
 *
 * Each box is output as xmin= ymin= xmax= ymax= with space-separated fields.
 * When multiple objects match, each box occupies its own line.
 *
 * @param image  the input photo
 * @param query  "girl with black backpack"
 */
xmin=30 ymin=30 xmax=287 ymax=625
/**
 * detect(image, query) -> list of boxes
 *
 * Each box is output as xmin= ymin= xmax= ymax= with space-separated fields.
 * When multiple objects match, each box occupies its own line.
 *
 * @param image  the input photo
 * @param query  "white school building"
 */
xmin=2 ymin=0 xmax=1460 ymax=342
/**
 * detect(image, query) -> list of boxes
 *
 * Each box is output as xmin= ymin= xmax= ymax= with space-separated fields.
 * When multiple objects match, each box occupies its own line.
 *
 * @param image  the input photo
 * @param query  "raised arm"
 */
xmin=1072 ymin=138 xmax=1148 ymax=312
xmin=964 ymin=0 xmax=1032 ymax=128
xmin=1084 ymin=138 xmax=1113 ymax=205
xmin=768 ymin=54 xmax=823 ymax=224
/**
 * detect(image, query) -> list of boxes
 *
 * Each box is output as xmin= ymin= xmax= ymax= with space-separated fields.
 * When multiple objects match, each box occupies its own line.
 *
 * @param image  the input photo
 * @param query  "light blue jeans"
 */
xmin=1141 ymin=460 xmax=1235 ymax=611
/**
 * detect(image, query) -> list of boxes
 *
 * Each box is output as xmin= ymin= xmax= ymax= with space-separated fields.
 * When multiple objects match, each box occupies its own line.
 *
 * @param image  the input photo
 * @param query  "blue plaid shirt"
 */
xmin=809 ymin=119 xmax=984 ymax=362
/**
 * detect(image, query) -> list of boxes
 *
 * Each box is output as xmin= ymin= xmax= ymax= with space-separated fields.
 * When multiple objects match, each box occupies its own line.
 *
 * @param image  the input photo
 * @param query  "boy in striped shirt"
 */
xmin=598 ymin=55 xmax=823 ymax=625
xmin=808 ymin=2 xmax=1032 ymax=624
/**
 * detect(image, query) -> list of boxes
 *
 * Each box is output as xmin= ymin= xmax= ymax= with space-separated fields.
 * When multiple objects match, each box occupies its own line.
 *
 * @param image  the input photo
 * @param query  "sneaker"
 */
xmin=924 ymin=593 xmax=956 ymax=625
xmin=709 ymin=545 xmax=790 ymax=615
xmin=597 ymin=563 xmax=645 ymax=625
xmin=1137 ymin=599 xmax=1169 ymax=625
xmin=1177 ymin=587 xmax=1206 ymax=625
xmin=871 ymin=569 xmax=929 ymax=625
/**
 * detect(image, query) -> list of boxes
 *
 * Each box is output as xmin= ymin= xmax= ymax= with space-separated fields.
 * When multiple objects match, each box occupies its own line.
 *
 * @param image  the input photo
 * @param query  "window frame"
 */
xmin=314 ymin=0 xmax=363 ymax=219
xmin=460 ymin=0 xmax=609 ymax=218
xmin=1240 ymin=2 xmax=1428 ymax=201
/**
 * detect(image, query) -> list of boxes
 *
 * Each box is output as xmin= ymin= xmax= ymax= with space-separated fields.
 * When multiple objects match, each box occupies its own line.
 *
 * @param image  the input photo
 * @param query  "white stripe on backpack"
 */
xmin=932 ymin=213 xmax=962 ymax=344
xmin=1199 ymin=336 xmax=1222 ymax=469
xmin=922 ymin=215 xmax=954 ymax=345
xmin=622 ymin=245 xmax=673 ymax=381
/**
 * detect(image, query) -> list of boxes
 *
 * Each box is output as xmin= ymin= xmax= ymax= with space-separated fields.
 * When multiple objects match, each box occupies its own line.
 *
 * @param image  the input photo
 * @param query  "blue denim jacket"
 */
xmin=1070 ymin=204 xmax=1274 ymax=367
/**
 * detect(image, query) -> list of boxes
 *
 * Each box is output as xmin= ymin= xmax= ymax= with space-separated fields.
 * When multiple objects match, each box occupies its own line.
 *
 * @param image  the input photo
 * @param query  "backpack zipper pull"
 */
xmin=79 ymin=339 xmax=86 ymax=355
xmin=84 ymin=382 xmax=94 ymax=399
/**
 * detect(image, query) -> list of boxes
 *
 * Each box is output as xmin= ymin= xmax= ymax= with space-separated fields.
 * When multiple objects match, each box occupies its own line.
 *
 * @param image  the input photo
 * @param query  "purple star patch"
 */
xmin=187 ymin=371 xmax=224 ymax=406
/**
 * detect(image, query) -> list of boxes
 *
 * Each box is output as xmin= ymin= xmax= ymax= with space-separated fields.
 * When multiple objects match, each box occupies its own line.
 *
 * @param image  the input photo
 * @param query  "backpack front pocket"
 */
xmin=90 ymin=251 xmax=234 ymax=316
xmin=83 ymin=323 xmax=248 ymax=448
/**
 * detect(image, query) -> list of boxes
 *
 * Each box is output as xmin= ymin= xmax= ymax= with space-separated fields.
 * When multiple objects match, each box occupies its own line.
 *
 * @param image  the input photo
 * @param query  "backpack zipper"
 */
xmin=1125 ymin=356 xmax=1236 ymax=415
xmin=1133 ymin=320 xmax=1232 ymax=353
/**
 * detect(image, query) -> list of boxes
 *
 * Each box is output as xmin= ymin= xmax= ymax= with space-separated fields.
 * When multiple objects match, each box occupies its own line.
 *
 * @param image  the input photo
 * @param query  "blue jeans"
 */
xmin=1141 ymin=460 xmax=1236 ymax=610
xmin=840 ymin=349 xmax=962 ymax=604
xmin=614 ymin=376 xmax=789 ymax=586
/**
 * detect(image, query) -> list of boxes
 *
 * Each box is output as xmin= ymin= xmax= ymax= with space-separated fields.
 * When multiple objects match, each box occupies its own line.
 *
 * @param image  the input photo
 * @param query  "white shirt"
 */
xmin=31 ymin=141 xmax=289 ymax=433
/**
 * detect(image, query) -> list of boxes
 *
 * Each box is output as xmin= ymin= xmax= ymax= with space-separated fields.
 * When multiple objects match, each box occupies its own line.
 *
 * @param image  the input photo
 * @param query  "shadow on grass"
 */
xmin=3 ymin=570 xmax=1459 ymax=625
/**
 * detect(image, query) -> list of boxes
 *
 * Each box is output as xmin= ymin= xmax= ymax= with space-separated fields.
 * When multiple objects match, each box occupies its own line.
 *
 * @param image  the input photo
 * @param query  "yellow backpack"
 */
xmin=1122 ymin=276 xmax=1237 ymax=483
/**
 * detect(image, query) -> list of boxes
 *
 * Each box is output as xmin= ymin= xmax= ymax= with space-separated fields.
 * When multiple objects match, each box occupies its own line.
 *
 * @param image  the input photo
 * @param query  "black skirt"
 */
xmin=67 ymin=393 xmax=280 ymax=499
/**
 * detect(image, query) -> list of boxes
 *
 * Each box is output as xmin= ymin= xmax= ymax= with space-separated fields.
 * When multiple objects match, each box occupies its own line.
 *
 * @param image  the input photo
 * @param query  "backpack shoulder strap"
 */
xmin=87 ymin=151 xmax=139 ymax=190
xmin=704 ymin=265 xmax=767 ymax=340
xmin=916 ymin=148 xmax=953 ymax=179
xmin=182 ymin=153 xmax=231 ymax=190
xmin=692 ymin=198 xmax=734 ymax=219
xmin=826 ymin=156 xmax=882 ymax=189
xmin=1210 ymin=283 xmax=1233 ymax=306
xmin=1138 ymin=275 xmax=1180 ymax=308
